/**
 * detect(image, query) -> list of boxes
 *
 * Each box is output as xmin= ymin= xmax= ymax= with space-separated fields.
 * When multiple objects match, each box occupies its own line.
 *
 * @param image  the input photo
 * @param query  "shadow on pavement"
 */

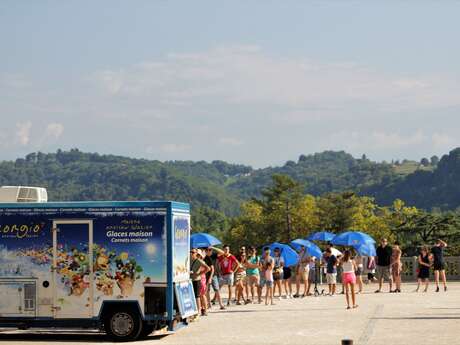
xmin=0 ymin=332 xmax=167 ymax=343
xmin=212 ymin=307 xmax=346 ymax=314
xmin=373 ymin=316 xmax=460 ymax=320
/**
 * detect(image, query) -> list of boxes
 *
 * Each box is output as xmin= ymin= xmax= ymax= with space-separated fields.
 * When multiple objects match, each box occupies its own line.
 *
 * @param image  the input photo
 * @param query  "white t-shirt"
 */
xmin=342 ymin=260 xmax=354 ymax=273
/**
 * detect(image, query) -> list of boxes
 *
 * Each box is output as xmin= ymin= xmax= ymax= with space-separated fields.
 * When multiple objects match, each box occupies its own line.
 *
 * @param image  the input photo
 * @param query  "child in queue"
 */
xmin=259 ymin=246 xmax=275 ymax=305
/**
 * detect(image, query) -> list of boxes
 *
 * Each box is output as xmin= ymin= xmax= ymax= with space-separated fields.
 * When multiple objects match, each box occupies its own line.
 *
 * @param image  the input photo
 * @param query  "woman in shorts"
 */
xmin=245 ymin=246 xmax=260 ymax=303
xmin=415 ymin=246 xmax=431 ymax=292
xmin=340 ymin=250 xmax=358 ymax=309
xmin=283 ymin=265 xmax=293 ymax=298
xmin=294 ymin=246 xmax=310 ymax=298
xmin=234 ymin=252 xmax=248 ymax=305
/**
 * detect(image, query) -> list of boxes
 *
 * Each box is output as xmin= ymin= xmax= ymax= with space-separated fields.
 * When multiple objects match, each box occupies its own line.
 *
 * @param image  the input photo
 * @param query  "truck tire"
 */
xmin=138 ymin=322 xmax=155 ymax=339
xmin=104 ymin=308 xmax=142 ymax=342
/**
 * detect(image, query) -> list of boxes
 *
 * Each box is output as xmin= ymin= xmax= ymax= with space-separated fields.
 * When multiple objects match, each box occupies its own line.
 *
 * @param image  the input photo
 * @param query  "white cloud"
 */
xmin=370 ymin=130 xmax=426 ymax=149
xmin=45 ymin=123 xmax=64 ymax=139
xmin=328 ymin=130 xmax=460 ymax=158
xmin=0 ymin=74 xmax=32 ymax=89
xmin=90 ymin=46 xmax=460 ymax=112
xmin=159 ymin=144 xmax=191 ymax=153
xmin=431 ymin=133 xmax=459 ymax=150
xmin=15 ymin=121 xmax=32 ymax=146
xmin=94 ymin=70 xmax=124 ymax=95
xmin=0 ymin=131 xmax=7 ymax=149
xmin=2 ymin=45 xmax=460 ymax=165
xmin=329 ymin=130 xmax=427 ymax=151
xmin=393 ymin=79 xmax=429 ymax=90
xmin=219 ymin=137 xmax=244 ymax=146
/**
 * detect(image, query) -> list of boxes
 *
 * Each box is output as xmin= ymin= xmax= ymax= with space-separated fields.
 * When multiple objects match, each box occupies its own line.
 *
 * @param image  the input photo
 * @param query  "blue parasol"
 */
xmin=190 ymin=233 xmax=221 ymax=248
xmin=290 ymin=239 xmax=322 ymax=259
xmin=354 ymin=243 xmax=377 ymax=256
xmin=267 ymin=242 xmax=299 ymax=267
xmin=306 ymin=231 xmax=336 ymax=242
xmin=331 ymin=231 xmax=375 ymax=246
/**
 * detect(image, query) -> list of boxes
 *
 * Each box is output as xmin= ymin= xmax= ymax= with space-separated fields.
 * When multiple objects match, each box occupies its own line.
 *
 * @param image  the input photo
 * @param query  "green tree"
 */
xmin=316 ymin=192 xmax=359 ymax=232
xmin=396 ymin=211 xmax=460 ymax=255
xmin=430 ymin=155 xmax=439 ymax=166
xmin=257 ymin=174 xmax=303 ymax=242
xmin=420 ymin=158 xmax=430 ymax=167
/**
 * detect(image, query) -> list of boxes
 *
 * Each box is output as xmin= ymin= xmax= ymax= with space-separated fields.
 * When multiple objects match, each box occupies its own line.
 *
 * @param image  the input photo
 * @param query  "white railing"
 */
xmin=401 ymin=256 xmax=460 ymax=281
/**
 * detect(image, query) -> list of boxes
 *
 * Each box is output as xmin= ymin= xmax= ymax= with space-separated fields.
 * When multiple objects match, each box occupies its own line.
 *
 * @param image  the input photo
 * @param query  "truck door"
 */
xmin=52 ymin=220 xmax=94 ymax=318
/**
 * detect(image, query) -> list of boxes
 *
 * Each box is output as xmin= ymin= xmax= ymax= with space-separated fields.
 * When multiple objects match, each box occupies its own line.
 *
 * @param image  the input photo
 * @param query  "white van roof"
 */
xmin=0 ymin=186 xmax=48 ymax=203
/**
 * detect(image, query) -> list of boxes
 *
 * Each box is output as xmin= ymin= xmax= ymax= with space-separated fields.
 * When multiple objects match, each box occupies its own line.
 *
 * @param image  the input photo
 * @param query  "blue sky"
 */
xmin=1 ymin=1 xmax=460 ymax=167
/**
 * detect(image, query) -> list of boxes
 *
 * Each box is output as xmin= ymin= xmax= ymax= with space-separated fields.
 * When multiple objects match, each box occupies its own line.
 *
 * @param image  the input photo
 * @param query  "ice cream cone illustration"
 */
xmin=117 ymin=274 xmax=134 ymax=297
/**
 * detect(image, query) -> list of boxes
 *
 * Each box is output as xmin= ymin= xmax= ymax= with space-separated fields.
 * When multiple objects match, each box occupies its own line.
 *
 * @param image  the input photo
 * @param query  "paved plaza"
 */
xmin=1 ymin=282 xmax=459 ymax=345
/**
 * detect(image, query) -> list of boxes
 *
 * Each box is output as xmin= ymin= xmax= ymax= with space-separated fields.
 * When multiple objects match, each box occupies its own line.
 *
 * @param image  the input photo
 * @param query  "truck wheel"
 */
xmin=104 ymin=309 xmax=142 ymax=342
xmin=138 ymin=322 xmax=155 ymax=339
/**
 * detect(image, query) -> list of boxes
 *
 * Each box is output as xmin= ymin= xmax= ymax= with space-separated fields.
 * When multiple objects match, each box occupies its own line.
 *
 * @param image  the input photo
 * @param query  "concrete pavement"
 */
xmin=0 ymin=282 xmax=458 ymax=345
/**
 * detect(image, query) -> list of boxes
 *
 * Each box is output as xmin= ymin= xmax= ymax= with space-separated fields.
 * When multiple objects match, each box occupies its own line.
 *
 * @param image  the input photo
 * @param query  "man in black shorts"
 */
xmin=375 ymin=238 xmax=393 ymax=293
xmin=432 ymin=239 xmax=448 ymax=292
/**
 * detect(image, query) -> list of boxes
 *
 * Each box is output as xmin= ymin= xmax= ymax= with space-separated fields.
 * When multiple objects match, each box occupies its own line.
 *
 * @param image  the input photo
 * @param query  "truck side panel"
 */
xmin=0 ymin=205 xmax=169 ymax=321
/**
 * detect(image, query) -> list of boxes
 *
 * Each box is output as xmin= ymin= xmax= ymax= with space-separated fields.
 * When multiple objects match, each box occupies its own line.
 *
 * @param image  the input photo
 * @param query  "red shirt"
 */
xmin=218 ymin=254 xmax=237 ymax=275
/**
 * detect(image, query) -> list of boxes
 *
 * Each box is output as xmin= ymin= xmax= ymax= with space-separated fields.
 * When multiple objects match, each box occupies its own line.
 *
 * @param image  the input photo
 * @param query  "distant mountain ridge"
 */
xmin=1 ymin=148 xmax=459 ymax=214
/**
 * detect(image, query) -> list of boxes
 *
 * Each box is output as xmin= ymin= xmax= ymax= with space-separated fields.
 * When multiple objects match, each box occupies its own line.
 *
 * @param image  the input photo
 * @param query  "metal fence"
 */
xmin=401 ymin=256 xmax=460 ymax=281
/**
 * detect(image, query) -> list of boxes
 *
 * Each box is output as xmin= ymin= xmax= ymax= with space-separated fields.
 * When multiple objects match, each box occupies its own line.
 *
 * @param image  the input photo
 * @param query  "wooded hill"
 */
xmin=1 ymin=148 xmax=459 ymax=216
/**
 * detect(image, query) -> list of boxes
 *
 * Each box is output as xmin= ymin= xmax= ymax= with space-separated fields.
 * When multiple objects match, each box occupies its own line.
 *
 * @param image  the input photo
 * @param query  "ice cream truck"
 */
xmin=0 ymin=200 xmax=197 ymax=341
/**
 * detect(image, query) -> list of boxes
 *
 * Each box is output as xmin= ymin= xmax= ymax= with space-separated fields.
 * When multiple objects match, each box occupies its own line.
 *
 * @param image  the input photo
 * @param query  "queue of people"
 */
xmin=189 ymin=238 xmax=449 ymax=317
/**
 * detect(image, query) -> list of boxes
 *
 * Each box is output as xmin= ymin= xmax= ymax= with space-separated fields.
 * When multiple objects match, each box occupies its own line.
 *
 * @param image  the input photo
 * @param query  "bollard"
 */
xmin=341 ymin=340 xmax=353 ymax=345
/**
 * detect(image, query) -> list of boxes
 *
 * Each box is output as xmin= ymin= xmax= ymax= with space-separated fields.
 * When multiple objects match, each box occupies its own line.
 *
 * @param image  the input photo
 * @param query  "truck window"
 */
xmin=18 ymin=188 xmax=38 ymax=202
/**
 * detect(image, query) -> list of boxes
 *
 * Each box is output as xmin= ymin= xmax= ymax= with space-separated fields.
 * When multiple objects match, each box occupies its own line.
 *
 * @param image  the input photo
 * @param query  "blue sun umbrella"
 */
xmin=331 ymin=231 xmax=375 ymax=246
xmin=306 ymin=231 xmax=336 ymax=242
xmin=290 ymin=239 xmax=322 ymax=259
xmin=190 ymin=233 xmax=221 ymax=248
xmin=267 ymin=242 xmax=299 ymax=267
xmin=354 ymin=243 xmax=377 ymax=257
